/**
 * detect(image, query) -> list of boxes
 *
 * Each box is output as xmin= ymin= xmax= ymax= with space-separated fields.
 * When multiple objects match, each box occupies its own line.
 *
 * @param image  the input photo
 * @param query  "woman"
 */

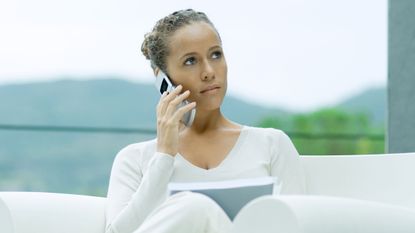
xmin=105 ymin=9 xmax=305 ymax=233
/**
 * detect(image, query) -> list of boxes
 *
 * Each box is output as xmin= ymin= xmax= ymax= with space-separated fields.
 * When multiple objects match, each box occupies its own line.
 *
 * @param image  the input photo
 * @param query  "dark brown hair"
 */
xmin=140 ymin=9 xmax=220 ymax=73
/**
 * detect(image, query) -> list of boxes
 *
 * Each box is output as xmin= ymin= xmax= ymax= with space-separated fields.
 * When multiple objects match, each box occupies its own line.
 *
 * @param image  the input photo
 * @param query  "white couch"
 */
xmin=1 ymin=152 xmax=415 ymax=233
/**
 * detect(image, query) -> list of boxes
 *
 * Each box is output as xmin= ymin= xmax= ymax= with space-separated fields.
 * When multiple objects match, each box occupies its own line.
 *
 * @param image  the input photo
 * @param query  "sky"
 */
xmin=0 ymin=0 xmax=387 ymax=112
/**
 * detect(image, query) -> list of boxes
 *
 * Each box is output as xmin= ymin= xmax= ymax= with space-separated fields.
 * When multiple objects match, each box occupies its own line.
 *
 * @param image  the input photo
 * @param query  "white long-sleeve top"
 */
xmin=105 ymin=126 xmax=306 ymax=233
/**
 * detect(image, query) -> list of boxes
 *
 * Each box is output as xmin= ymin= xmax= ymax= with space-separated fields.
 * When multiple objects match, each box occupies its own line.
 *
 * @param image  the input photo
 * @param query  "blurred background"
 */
xmin=0 ymin=0 xmax=386 ymax=196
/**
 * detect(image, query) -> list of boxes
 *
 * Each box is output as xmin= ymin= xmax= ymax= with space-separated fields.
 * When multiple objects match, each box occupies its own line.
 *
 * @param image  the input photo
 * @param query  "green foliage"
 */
xmin=257 ymin=108 xmax=385 ymax=155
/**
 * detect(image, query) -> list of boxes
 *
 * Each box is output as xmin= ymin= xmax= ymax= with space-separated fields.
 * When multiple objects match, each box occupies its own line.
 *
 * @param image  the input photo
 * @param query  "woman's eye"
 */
xmin=184 ymin=57 xmax=196 ymax=65
xmin=212 ymin=51 xmax=222 ymax=59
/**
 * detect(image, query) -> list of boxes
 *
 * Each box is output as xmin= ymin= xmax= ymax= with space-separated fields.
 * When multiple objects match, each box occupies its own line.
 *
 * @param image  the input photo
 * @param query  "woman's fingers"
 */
xmin=156 ymin=84 xmax=195 ymax=128
xmin=172 ymin=101 xmax=196 ymax=123
xmin=164 ymin=90 xmax=191 ymax=117
xmin=156 ymin=91 xmax=168 ymax=116
xmin=157 ymin=85 xmax=183 ymax=116
xmin=155 ymin=84 xmax=195 ymax=156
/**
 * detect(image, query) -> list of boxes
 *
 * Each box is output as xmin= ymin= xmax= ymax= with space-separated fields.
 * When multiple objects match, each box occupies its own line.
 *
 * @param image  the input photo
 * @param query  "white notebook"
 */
xmin=167 ymin=176 xmax=279 ymax=220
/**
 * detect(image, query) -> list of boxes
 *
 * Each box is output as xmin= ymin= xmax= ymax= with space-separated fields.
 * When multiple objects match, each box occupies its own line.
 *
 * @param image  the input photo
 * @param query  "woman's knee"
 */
xmin=172 ymin=191 xmax=233 ymax=232
xmin=168 ymin=191 xmax=220 ymax=215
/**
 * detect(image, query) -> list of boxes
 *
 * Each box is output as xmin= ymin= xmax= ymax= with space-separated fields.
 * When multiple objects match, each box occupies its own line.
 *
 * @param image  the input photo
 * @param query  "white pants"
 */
xmin=134 ymin=191 xmax=232 ymax=233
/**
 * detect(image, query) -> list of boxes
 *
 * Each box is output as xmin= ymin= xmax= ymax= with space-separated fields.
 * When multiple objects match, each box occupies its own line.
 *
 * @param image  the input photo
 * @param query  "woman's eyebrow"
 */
xmin=209 ymin=45 xmax=222 ymax=51
xmin=180 ymin=45 xmax=222 ymax=59
xmin=180 ymin=52 xmax=197 ymax=59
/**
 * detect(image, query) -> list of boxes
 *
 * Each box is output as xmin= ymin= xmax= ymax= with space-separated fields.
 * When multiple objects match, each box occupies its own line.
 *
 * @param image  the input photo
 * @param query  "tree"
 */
xmin=257 ymin=108 xmax=384 ymax=155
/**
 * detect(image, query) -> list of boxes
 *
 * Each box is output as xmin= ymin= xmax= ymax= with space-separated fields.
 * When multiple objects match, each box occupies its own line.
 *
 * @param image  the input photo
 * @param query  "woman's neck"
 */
xmin=185 ymin=108 xmax=233 ymax=134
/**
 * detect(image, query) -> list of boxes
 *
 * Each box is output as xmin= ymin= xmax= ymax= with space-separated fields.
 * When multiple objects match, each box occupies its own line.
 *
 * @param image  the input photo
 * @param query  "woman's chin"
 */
xmin=195 ymin=102 xmax=222 ymax=112
xmin=194 ymin=95 xmax=225 ymax=111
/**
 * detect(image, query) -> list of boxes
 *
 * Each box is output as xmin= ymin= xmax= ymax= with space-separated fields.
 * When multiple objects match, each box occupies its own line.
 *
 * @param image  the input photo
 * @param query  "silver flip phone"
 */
xmin=155 ymin=71 xmax=196 ymax=127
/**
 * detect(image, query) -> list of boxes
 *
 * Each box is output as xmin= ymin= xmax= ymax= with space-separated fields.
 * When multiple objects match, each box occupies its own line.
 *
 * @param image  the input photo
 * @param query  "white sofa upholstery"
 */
xmin=1 ymin=152 xmax=415 ymax=233
xmin=233 ymin=152 xmax=415 ymax=233
xmin=0 ymin=192 xmax=106 ymax=233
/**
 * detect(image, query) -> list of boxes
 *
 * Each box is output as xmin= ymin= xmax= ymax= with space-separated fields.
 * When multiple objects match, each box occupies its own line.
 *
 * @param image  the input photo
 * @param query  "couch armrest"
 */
xmin=0 ymin=192 xmax=106 ymax=233
xmin=232 ymin=195 xmax=415 ymax=233
xmin=0 ymin=195 xmax=13 ymax=233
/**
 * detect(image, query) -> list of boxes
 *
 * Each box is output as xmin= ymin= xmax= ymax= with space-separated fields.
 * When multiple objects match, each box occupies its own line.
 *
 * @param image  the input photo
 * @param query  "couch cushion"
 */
xmin=0 ymin=192 xmax=106 ymax=233
xmin=0 ymin=196 xmax=13 ymax=233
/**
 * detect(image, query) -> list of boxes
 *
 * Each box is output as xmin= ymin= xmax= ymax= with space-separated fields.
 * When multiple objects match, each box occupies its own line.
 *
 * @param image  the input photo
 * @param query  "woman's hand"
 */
xmin=156 ymin=85 xmax=196 ymax=156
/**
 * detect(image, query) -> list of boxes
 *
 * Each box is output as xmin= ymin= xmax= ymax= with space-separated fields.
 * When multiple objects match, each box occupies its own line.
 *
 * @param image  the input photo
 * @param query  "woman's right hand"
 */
xmin=156 ymin=85 xmax=196 ymax=156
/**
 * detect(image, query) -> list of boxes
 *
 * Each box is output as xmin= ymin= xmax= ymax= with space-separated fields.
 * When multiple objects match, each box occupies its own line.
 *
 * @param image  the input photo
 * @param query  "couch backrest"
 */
xmin=0 ymin=192 xmax=106 ymax=233
xmin=300 ymin=152 xmax=415 ymax=209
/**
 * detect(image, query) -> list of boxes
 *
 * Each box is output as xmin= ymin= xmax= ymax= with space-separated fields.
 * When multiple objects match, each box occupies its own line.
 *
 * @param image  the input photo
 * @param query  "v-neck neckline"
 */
xmin=177 ymin=125 xmax=248 ymax=173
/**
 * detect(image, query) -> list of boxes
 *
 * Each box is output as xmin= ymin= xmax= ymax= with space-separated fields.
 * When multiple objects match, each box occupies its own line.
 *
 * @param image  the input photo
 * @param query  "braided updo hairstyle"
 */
xmin=141 ymin=9 xmax=221 ymax=74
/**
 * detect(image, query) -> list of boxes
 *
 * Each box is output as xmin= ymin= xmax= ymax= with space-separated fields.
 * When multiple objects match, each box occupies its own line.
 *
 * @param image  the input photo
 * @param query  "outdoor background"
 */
xmin=0 ymin=0 xmax=386 ymax=196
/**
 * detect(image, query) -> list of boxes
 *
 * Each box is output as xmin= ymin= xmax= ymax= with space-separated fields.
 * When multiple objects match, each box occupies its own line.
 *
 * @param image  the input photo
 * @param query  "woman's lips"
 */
xmin=200 ymin=86 xmax=220 ymax=94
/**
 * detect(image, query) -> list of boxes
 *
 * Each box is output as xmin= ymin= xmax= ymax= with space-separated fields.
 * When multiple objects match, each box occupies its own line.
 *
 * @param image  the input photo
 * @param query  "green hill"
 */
xmin=0 ymin=78 xmax=286 ymax=127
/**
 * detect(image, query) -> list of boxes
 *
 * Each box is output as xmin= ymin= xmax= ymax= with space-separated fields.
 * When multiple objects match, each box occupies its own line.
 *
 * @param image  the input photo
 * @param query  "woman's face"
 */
xmin=165 ymin=21 xmax=227 ymax=111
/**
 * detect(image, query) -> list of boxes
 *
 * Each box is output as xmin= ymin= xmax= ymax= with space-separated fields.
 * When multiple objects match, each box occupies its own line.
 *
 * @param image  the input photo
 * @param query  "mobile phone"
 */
xmin=155 ymin=71 xmax=196 ymax=127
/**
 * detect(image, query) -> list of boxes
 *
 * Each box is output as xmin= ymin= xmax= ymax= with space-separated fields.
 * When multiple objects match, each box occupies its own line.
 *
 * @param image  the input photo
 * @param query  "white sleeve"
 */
xmin=270 ymin=130 xmax=306 ymax=195
xmin=105 ymin=146 xmax=175 ymax=233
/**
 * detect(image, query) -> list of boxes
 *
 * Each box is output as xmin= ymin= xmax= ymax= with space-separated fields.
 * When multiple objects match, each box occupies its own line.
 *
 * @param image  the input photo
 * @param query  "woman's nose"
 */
xmin=201 ymin=61 xmax=215 ymax=81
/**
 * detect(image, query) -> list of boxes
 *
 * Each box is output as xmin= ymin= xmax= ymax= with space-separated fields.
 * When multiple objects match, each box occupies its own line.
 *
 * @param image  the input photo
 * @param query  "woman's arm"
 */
xmin=270 ymin=129 xmax=306 ymax=195
xmin=105 ymin=75 xmax=195 ymax=233
xmin=105 ymin=145 xmax=174 ymax=233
